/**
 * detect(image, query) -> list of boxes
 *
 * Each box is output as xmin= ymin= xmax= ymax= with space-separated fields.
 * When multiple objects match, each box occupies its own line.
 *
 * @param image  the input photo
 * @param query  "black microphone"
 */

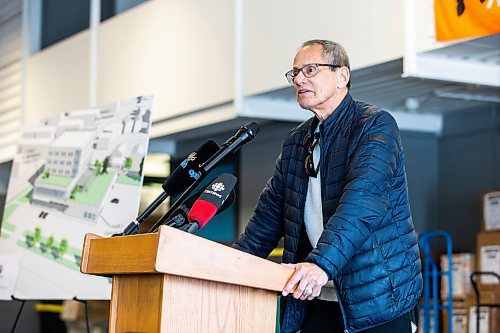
xmin=218 ymin=189 xmax=236 ymax=216
xmin=161 ymin=141 xmax=219 ymax=197
xmin=185 ymin=174 xmax=237 ymax=234
xmin=201 ymin=122 xmax=260 ymax=172
xmin=119 ymin=140 xmax=219 ymax=236
xmin=148 ymin=122 xmax=259 ymax=233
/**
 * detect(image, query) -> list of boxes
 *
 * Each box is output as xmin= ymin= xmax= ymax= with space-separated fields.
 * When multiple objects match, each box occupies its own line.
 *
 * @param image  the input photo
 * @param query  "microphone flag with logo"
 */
xmin=186 ymin=173 xmax=237 ymax=233
xmin=162 ymin=140 xmax=219 ymax=197
xmin=118 ymin=139 xmax=219 ymax=236
xmin=164 ymin=186 xmax=236 ymax=229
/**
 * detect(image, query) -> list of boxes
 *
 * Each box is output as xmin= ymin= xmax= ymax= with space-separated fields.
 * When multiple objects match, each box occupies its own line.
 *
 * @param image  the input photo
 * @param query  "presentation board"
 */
xmin=0 ymin=95 xmax=153 ymax=299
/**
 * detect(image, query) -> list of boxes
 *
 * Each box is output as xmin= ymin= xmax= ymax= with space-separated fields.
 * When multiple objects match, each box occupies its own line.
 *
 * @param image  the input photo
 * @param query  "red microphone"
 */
xmin=186 ymin=173 xmax=237 ymax=234
xmin=119 ymin=139 xmax=219 ymax=236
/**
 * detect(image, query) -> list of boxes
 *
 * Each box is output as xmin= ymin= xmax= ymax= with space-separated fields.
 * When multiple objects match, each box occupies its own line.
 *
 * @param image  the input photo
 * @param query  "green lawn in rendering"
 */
xmin=19 ymin=189 xmax=33 ymax=204
xmin=116 ymin=174 xmax=141 ymax=186
xmin=38 ymin=174 xmax=73 ymax=187
xmin=72 ymin=171 xmax=115 ymax=206
xmin=1 ymin=203 xmax=19 ymax=232
xmin=18 ymin=232 xmax=81 ymax=271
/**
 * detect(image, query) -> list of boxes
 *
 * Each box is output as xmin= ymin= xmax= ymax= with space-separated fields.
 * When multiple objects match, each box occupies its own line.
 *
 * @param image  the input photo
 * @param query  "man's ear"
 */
xmin=337 ymin=67 xmax=350 ymax=88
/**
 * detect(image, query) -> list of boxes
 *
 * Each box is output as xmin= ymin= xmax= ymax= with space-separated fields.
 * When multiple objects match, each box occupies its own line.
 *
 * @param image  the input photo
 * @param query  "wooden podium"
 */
xmin=81 ymin=226 xmax=294 ymax=333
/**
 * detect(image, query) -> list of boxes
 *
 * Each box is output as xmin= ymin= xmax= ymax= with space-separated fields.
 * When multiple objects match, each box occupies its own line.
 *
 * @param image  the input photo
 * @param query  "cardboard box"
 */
xmin=443 ymin=306 xmax=468 ymax=333
xmin=476 ymin=232 xmax=500 ymax=292
xmin=482 ymin=191 xmax=500 ymax=232
xmin=468 ymin=306 xmax=489 ymax=333
xmin=441 ymin=253 xmax=475 ymax=299
xmin=469 ymin=290 xmax=500 ymax=333
xmin=60 ymin=300 xmax=84 ymax=322
xmin=467 ymin=290 xmax=500 ymax=333
xmin=417 ymin=308 xmax=435 ymax=333
xmin=60 ymin=300 xmax=110 ymax=323
xmin=443 ymin=291 xmax=500 ymax=333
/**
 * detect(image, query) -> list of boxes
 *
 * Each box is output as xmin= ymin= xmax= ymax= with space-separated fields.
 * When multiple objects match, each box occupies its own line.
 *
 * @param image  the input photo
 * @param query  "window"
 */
xmin=40 ymin=0 xmax=148 ymax=50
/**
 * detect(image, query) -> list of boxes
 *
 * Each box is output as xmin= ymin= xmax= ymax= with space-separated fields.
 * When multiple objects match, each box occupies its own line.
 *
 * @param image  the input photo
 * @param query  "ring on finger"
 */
xmin=303 ymin=288 xmax=313 ymax=297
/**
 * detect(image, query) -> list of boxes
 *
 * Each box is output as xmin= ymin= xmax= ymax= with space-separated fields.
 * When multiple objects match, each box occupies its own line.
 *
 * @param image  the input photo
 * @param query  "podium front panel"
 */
xmin=162 ymin=275 xmax=278 ymax=333
xmin=109 ymin=274 xmax=165 ymax=333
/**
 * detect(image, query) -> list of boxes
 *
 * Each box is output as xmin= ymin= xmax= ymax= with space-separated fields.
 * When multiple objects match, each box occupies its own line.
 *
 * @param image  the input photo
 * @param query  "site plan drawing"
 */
xmin=0 ymin=95 xmax=153 ymax=299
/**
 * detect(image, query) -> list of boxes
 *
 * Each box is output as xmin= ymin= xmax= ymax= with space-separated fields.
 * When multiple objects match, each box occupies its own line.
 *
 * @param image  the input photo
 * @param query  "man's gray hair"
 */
xmin=301 ymin=39 xmax=351 ymax=88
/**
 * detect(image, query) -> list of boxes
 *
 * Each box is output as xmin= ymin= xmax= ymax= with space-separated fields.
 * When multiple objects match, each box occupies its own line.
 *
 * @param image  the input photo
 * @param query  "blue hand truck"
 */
xmin=419 ymin=231 xmax=454 ymax=333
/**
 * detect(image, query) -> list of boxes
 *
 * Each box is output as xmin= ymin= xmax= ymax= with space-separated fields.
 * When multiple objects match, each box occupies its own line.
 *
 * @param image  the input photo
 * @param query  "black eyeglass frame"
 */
xmin=285 ymin=63 xmax=341 ymax=84
xmin=305 ymin=132 xmax=320 ymax=177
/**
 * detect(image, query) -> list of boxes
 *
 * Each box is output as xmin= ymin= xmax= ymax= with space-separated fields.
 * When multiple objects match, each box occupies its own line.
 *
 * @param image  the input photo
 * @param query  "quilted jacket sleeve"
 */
xmin=232 ymin=152 xmax=285 ymax=258
xmin=306 ymin=111 xmax=401 ymax=280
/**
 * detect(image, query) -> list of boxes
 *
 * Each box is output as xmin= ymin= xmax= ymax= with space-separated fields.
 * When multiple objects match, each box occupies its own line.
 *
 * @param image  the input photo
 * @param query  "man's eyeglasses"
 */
xmin=285 ymin=63 xmax=341 ymax=84
xmin=305 ymin=132 xmax=320 ymax=177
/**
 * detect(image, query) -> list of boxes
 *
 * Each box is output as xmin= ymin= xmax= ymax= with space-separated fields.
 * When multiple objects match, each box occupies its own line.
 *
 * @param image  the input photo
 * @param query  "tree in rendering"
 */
xmin=46 ymin=235 xmax=55 ymax=249
xmin=94 ymin=160 xmax=102 ymax=175
xmin=59 ymin=238 xmax=68 ymax=257
xmin=103 ymin=156 xmax=110 ymax=174
xmin=34 ymin=226 xmax=42 ymax=243
xmin=125 ymin=157 xmax=133 ymax=172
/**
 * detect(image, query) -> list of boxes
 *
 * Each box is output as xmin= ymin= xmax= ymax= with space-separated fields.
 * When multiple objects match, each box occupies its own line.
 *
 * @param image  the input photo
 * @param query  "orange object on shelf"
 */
xmin=434 ymin=0 xmax=500 ymax=41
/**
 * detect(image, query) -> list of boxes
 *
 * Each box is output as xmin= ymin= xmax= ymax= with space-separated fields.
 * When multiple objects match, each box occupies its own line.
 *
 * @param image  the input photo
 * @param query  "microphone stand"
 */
xmin=118 ymin=192 xmax=168 ymax=236
xmin=148 ymin=123 xmax=258 ymax=233
xmin=185 ymin=222 xmax=200 ymax=234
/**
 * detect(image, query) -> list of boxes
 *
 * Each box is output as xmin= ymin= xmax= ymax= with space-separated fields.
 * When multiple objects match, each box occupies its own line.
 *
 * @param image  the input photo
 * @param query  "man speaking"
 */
xmin=233 ymin=40 xmax=422 ymax=333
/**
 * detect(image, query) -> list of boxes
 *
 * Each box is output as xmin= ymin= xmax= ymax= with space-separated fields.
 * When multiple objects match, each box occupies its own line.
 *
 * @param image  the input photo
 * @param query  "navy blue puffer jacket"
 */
xmin=234 ymin=94 xmax=423 ymax=332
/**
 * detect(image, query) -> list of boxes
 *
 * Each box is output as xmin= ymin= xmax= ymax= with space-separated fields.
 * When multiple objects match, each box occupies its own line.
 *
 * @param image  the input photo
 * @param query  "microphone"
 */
xmin=164 ymin=186 xmax=236 ymax=229
xmin=119 ymin=139 xmax=219 ymax=236
xmin=148 ymin=122 xmax=259 ymax=233
xmin=201 ymin=122 xmax=260 ymax=172
xmin=222 ymin=121 xmax=260 ymax=148
xmin=218 ymin=189 xmax=236 ymax=215
xmin=161 ymin=140 xmax=219 ymax=197
xmin=185 ymin=173 xmax=237 ymax=234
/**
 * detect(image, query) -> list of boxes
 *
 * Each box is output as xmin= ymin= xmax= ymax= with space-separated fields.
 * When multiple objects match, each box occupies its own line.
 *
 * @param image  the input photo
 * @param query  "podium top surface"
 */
xmin=81 ymin=226 xmax=294 ymax=292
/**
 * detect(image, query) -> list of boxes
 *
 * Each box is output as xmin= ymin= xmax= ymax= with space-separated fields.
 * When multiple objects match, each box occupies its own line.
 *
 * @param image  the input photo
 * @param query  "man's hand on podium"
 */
xmin=281 ymin=262 xmax=328 ymax=301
